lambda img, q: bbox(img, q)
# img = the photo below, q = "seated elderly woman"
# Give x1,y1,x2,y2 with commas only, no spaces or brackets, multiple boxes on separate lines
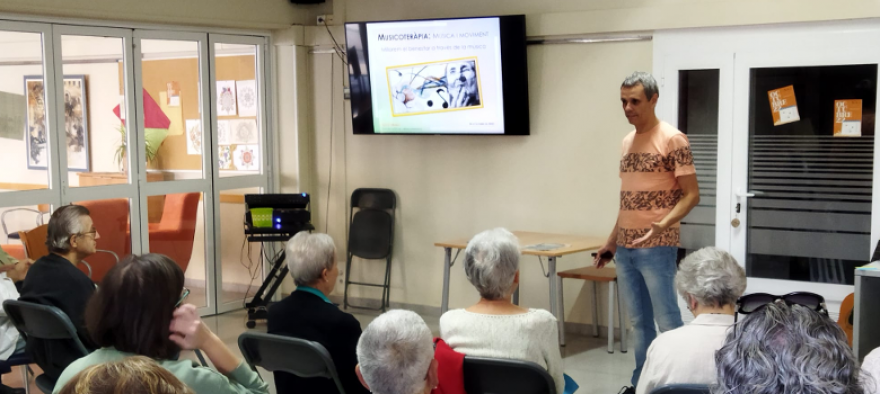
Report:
356,310,437,394
714,301,864,394
267,232,368,394
635,247,746,394
58,356,194,394
439,228,564,394
864,347,880,394
53,254,268,394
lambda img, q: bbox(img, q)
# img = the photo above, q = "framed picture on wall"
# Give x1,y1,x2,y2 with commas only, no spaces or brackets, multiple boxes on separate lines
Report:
24,75,90,172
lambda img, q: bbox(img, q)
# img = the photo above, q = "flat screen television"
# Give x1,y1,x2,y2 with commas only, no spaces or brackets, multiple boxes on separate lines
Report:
345,15,529,135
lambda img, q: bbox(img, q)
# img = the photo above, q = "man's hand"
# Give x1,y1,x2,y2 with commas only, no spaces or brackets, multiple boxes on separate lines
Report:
632,222,668,246
6,259,33,282
593,243,617,269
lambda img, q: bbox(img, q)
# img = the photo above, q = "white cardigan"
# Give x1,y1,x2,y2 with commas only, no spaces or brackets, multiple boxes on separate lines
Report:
636,313,735,394
439,308,565,394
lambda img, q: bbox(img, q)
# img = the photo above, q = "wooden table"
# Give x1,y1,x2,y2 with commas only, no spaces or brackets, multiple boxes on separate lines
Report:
435,231,606,342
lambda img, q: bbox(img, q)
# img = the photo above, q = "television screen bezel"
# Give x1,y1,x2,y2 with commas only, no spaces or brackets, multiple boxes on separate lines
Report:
345,14,529,136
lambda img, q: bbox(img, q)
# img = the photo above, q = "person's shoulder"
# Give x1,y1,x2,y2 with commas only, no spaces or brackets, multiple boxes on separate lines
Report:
658,122,688,140
54,350,123,393
160,358,233,389
527,308,558,323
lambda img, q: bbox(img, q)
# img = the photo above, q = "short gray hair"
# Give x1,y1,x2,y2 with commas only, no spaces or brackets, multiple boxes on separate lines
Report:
675,247,746,308
463,228,520,300
357,310,433,394
621,71,659,100
285,232,336,287
714,302,864,394
46,205,89,253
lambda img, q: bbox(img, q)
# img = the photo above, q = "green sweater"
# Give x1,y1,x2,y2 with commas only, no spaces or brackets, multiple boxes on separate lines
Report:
52,348,269,394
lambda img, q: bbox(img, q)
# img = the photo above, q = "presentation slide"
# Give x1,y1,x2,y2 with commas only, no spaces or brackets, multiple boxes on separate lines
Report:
366,18,506,134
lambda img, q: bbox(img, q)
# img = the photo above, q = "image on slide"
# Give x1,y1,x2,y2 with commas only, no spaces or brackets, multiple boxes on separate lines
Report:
386,57,483,116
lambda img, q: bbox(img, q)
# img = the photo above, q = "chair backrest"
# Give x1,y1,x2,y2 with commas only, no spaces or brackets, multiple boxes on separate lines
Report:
350,188,396,210
462,356,556,394
2,300,89,356
19,224,49,261
76,198,131,282
649,384,712,394
148,192,200,274
348,189,395,260
238,332,346,394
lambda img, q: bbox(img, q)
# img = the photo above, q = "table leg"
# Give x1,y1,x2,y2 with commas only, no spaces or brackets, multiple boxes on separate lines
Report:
441,247,452,315
618,280,628,353
591,281,599,337
548,256,559,344
558,277,565,347
608,280,615,353
513,286,520,305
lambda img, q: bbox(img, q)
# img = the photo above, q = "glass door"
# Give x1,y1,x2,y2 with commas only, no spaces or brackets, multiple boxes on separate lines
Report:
731,51,880,306
53,25,143,275
132,30,215,315
208,34,273,314
658,54,734,322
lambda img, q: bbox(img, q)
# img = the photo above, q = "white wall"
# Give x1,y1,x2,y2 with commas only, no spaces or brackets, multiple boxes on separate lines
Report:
296,40,651,327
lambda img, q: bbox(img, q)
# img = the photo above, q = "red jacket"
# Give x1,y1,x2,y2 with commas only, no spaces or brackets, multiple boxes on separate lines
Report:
432,338,467,394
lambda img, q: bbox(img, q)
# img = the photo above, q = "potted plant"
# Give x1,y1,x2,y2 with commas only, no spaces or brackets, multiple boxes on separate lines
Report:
115,125,168,172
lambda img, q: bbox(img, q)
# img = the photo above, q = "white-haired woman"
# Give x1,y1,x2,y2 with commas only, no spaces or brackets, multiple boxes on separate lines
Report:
439,228,564,394
635,247,746,394
267,232,369,394
356,310,438,394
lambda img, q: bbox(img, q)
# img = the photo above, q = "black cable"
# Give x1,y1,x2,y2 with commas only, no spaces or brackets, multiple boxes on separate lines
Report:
323,19,348,65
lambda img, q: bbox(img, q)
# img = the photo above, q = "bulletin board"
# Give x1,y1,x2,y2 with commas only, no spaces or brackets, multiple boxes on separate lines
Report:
118,55,257,172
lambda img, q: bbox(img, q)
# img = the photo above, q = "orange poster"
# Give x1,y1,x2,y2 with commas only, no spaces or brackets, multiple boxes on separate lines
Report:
834,99,862,137
768,85,800,126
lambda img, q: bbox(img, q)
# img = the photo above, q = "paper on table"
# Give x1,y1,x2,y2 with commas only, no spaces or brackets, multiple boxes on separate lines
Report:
0,91,25,140
523,243,569,251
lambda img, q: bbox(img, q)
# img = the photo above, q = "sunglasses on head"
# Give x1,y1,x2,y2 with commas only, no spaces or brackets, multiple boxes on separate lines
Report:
734,291,827,322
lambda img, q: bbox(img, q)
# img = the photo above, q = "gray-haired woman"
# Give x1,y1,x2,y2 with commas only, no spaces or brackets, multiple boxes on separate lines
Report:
439,228,564,394
267,232,369,394
635,247,746,394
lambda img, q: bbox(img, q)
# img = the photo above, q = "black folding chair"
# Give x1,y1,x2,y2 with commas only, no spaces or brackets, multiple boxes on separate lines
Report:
343,188,396,311
650,384,712,394
462,356,556,394
238,332,346,394
3,300,90,394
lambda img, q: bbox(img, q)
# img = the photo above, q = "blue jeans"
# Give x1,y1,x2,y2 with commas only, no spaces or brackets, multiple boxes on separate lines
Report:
615,246,683,387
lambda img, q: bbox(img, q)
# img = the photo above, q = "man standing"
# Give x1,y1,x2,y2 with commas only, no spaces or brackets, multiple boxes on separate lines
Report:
19,205,99,380
594,72,700,394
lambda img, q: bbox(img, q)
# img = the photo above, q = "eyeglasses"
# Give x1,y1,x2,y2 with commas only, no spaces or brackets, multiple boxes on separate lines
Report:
734,292,828,322
73,230,97,238
176,287,190,308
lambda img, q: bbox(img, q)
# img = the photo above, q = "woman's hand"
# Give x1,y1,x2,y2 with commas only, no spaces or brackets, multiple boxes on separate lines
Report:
169,304,215,350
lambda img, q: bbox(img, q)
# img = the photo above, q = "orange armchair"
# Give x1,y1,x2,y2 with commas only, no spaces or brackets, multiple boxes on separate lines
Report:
76,198,132,282
148,193,200,274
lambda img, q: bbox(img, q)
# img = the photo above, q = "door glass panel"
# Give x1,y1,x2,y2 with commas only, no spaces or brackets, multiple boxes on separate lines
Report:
72,198,132,282
219,187,263,304
147,192,207,308
678,69,720,257
60,35,128,187
746,64,876,285
139,39,203,182
214,43,261,177
0,30,50,192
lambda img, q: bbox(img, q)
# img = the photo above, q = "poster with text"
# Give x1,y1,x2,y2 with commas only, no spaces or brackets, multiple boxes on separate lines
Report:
768,85,800,126
833,99,862,137
366,18,505,134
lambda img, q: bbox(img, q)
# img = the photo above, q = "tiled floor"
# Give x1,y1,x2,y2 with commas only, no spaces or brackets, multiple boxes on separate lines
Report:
2,308,635,394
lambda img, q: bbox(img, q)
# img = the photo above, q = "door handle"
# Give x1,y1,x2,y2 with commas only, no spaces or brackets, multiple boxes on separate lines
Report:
736,189,764,198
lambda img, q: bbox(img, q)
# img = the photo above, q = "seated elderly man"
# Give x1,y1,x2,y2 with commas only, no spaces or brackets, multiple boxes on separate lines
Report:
439,228,564,394
356,310,438,394
635,247,746,394
267,232,368,394
714,301,864,394
19,205,99,381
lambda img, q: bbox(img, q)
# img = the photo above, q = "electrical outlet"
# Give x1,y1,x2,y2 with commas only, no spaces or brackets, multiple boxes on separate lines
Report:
317,15,333,25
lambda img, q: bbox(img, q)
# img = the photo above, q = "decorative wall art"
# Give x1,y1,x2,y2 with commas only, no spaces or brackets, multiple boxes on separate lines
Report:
233,144,258,170
185,119,202,155
229,119,258,145
236,80,257,117
25,75,90,171
217,120,230,145
217,80,237,116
